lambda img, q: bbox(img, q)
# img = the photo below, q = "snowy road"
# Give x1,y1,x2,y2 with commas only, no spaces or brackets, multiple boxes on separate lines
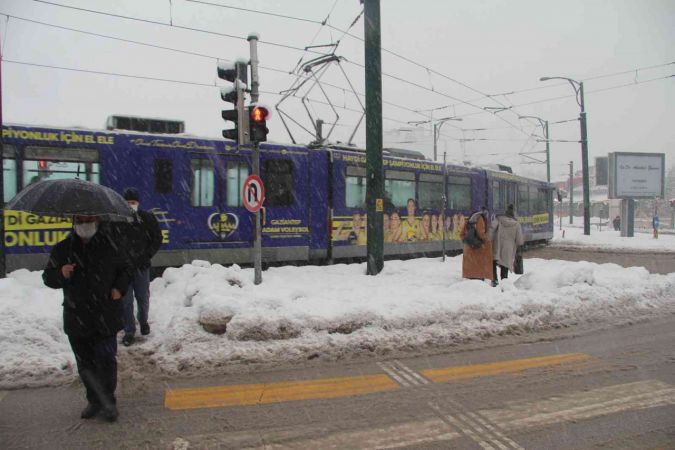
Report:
1,314,674,449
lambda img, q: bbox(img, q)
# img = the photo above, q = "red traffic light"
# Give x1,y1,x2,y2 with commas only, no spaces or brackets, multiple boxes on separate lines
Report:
250,106,269,123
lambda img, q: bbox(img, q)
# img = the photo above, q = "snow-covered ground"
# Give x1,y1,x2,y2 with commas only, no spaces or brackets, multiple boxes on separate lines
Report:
552,224,675,251
2,234,675,389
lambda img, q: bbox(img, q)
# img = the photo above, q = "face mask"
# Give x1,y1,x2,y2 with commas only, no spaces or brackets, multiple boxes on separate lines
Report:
129,204,139,212
74,222,98,239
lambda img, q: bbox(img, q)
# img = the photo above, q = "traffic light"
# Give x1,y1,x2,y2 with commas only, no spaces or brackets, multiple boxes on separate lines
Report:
217,61,249,145
249,105,269,143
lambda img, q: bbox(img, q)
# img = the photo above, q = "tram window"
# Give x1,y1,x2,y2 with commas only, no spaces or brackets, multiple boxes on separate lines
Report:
154,159,173,194
23,160,100,187
226,162,249,207
385,170,415,207
492,180,504,211
345,166,366,208
447,175,471,210
190,159,214,207
541,189,550,212
506,183,515,206
518,184,530,214
265,159,294,207
3,145,17,204
535,188,548,212
23,146,100,187
418,173,444,210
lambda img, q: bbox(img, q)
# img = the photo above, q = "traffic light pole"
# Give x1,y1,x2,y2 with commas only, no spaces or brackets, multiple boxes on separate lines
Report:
364,0,384,275
252,142,262,285
249,34,262,285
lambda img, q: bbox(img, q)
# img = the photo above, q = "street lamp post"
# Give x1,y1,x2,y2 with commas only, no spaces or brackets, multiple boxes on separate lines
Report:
540,76,590,235
518,115,550,183
432,117,462,161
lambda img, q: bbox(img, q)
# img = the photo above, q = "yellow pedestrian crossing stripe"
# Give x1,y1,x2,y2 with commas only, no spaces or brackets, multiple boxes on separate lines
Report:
165,374,398,410
422,352,591,383
164,352,591,411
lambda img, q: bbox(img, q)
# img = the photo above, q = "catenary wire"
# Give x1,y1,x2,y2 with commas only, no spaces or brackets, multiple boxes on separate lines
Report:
0,13,430,121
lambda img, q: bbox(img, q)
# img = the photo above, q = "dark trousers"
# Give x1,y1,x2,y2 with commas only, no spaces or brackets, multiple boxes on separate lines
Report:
493,260,509,281
68,334,118,407
123,267,150,334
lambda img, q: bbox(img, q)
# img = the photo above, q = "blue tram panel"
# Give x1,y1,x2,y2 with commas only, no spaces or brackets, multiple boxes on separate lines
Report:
2,124,553,272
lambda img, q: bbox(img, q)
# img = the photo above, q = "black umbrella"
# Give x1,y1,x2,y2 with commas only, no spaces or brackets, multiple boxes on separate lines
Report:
5,178,134,222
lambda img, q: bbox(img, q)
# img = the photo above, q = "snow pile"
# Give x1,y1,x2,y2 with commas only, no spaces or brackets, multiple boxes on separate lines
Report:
1,255,674,389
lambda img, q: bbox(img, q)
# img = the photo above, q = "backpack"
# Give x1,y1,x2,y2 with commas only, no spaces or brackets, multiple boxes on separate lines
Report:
462,216,484,249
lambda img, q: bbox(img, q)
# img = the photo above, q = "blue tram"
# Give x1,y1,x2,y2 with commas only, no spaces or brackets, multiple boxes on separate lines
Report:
2,124,554,272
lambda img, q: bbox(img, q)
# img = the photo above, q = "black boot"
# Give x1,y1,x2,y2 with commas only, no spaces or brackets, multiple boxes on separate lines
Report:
122,333,134,346
80,403,101,419
101,404,119,422
140,322,150,336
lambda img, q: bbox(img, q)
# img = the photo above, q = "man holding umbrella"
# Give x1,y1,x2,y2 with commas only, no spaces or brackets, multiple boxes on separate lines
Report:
43,214,132,422
7,178,136,422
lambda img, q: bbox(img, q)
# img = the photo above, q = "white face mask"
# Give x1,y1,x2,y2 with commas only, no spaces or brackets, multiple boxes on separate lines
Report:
74,222,98,239
129,204,139,212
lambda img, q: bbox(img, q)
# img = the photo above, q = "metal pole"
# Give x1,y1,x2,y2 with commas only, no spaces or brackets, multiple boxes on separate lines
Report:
364,0,384,275
433,123,438,162
442,152,447,262
247,34,259,104
0,31,5,278
249,34,262,284
253,143,262,285
579,82,591,235
544,120,550,183
569,161,573,225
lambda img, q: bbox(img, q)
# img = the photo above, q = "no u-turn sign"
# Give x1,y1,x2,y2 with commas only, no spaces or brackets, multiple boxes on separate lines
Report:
242,175,265,213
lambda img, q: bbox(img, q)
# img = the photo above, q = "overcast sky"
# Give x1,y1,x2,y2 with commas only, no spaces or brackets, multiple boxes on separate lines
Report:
1,0,673,182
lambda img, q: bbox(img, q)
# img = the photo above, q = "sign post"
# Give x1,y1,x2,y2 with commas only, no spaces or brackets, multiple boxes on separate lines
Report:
242,174,265,284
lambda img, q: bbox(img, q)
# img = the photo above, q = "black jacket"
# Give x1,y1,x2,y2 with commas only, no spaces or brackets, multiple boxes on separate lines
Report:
43,231,132,338
105,209,162,270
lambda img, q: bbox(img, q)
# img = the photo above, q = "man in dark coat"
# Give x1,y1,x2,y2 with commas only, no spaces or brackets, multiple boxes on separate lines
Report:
43,215,132,422
116,187,162,346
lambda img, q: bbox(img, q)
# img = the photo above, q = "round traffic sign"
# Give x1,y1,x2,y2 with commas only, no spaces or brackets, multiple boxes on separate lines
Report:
242,175,265,213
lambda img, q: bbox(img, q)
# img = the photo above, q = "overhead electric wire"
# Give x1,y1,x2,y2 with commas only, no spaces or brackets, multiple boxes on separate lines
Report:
185,0,322,25
25,0,531,139
3,58,413,129
0,12,430,122
30,0,324,54
16,1,675,146
3,59,217,87
418,61,675,114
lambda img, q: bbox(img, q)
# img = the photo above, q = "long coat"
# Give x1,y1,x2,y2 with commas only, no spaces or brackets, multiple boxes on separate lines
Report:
490,215,524,273
460,213,493,280
104,209,162,270
43,231,132,338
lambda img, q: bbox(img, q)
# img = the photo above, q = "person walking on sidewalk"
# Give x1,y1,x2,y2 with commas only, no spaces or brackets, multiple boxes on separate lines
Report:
490,204,524,286
43,215,132,422
113,187,162,346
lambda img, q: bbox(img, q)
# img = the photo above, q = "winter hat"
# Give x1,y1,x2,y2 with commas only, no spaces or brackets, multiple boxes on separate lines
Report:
506,204,515,217
123,187,140,202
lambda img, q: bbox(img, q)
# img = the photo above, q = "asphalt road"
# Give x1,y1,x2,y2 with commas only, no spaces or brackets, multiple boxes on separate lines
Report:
1,248,674,449
2,314,674,449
